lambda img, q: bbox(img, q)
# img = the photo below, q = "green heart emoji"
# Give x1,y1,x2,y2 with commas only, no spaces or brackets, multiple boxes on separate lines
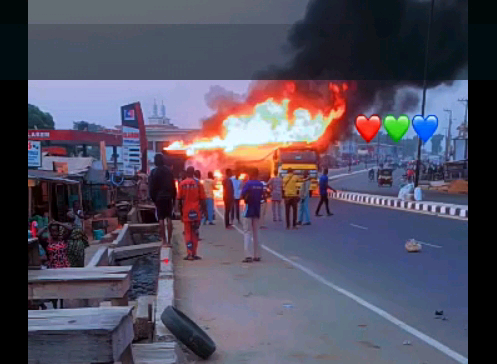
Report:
384,115,410,142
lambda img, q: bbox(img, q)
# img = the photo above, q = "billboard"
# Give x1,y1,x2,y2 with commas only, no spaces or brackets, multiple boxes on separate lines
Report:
453,139,468,161
28,141,42,168
121,103,148,176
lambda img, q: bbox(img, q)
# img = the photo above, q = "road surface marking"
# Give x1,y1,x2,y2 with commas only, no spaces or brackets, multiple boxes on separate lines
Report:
333,198,468,221
215,207,468,364
415,240,443,249
350,224,369,230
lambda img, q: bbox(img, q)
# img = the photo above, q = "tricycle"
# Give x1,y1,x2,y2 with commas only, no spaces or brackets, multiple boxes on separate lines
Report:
378,168,394,187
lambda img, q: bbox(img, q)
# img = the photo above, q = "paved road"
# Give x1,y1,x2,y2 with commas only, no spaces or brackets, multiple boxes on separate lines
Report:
328,167,468,206
174,199,468,363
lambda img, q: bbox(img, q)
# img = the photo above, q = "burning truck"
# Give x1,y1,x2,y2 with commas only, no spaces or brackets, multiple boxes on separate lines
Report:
164,143,321,196
164,81,348,195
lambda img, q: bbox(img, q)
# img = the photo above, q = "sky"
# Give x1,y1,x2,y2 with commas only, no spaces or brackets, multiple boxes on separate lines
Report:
28,0,468,141
28,80,468,139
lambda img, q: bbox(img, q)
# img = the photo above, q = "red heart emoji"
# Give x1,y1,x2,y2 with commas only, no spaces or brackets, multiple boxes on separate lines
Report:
356,115,382,143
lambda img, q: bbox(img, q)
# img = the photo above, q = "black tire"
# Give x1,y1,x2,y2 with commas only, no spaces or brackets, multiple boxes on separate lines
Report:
161,306,216,360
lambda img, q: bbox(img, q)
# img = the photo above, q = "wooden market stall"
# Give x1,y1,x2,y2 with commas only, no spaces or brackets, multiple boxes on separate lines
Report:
28,170,82,222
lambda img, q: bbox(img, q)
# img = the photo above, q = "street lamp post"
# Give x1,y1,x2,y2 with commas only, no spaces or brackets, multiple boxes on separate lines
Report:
415,0,436,188
443,109,453,162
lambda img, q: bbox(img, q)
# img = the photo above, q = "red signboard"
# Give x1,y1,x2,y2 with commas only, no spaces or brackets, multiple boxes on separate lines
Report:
27,130,123,146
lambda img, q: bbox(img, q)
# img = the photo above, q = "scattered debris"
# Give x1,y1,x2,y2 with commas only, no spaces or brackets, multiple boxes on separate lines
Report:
406,239,422,253
358,341,381,350
448,179,468,194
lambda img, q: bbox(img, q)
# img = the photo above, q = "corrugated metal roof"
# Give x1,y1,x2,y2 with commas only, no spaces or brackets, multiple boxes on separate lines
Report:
40,157,94,176
28,170,80,185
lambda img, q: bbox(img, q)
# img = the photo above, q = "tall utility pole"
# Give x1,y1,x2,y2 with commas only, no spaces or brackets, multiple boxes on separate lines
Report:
415,0,436,188
458,98,469,138
443,109,453,162
377,133,381,166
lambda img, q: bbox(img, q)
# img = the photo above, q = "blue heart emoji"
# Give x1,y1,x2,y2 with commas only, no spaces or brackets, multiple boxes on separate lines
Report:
412,115,439,143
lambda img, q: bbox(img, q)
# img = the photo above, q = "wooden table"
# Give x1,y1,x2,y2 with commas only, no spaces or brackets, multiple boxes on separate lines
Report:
28,266,132,306
28,307,135,364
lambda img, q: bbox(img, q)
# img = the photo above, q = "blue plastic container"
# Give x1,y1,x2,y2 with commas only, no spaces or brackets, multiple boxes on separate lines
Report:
93,229,105,241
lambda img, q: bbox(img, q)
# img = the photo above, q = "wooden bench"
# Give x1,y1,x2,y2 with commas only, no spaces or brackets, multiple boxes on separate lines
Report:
28,266,132,306
28,307,135,364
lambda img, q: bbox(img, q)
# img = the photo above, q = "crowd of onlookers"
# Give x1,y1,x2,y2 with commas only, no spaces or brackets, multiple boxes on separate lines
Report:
148,154,338,264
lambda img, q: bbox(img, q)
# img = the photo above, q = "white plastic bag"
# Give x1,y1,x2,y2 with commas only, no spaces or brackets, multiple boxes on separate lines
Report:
398,183,414,200
406,239,422,253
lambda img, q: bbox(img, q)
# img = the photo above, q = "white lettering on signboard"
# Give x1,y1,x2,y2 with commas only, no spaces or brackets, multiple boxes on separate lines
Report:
122,126,141,176
28,132,50,139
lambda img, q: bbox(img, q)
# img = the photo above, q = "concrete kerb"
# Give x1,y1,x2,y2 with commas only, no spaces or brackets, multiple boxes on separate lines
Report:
329,190,468,220
154,222,181,343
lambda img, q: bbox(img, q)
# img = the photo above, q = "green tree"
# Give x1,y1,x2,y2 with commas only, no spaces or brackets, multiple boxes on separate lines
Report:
431,134,445,155
73,121,106,132
28,104,55,130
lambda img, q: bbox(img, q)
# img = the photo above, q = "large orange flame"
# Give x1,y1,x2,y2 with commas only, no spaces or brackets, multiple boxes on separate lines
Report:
167,82,347,156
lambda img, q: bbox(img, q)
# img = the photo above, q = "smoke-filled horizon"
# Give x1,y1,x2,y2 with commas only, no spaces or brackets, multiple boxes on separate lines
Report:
200,0,468,146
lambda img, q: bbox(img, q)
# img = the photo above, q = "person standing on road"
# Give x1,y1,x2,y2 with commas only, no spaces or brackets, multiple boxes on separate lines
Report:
268,172,283,222
178,167,207,261
260,178,269,229
202,172,216,226
231,173,243,225
316,168,337,217
223,169,235,229
298,171,312,226
149,154,177,246
241,168,264,263
283,168,300,230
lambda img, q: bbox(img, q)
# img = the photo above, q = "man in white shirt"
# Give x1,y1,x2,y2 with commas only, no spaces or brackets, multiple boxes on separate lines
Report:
231,173,243,225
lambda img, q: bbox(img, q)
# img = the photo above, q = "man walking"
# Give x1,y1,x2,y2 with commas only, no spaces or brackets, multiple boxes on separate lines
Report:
283,168,300,230
298,171,312,226
231,173,243,225
268,172,283,222
223,169,235,229
149,154,177,246
316,168,337,217
241,168,264,263
178,167,207,261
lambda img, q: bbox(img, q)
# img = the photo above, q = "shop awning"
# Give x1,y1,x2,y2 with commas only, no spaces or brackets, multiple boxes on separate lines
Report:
28,170,80,185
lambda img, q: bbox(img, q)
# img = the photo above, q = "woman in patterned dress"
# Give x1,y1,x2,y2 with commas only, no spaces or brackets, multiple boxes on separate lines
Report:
38,222,72,309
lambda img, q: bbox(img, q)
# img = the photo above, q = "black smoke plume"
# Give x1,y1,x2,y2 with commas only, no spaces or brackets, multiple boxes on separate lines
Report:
204,0,468,147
